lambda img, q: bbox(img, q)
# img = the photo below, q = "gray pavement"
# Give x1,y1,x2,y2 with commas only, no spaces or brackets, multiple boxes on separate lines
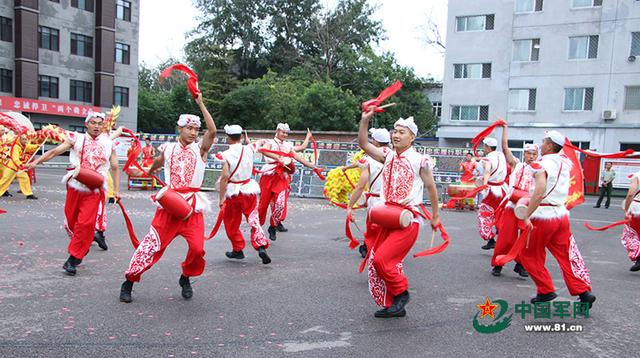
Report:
0,167,637,357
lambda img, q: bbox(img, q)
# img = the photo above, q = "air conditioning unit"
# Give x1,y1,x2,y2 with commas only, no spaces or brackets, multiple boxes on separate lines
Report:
602,109,616,121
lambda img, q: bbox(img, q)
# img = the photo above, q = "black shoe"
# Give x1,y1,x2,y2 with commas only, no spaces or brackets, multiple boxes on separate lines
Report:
62,256,81,276
578,291,596,309
481,238,496,250
179,275,193,299
276,223,288,232
604,206,609,209
358,244,367,259
258,247,271,264
268,226,277,241
514,263,529,277
630,258,640,272
120,281,133,303
374,307,407,318
491,266,502,277
93,231,108,250
530,292,558,304
385,290,410,316
2,192,12,197
593,205,600,208
225,250,245,260
25,195,38,200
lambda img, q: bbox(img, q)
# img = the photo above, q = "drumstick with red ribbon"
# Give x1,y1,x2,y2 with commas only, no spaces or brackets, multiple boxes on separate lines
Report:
160,64,201,99
361,81,403,113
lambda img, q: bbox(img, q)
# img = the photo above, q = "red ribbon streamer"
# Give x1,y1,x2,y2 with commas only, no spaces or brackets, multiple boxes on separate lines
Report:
0,208,6,215
449,184,488,201
361,81,403,113
470,119,506,157
412,205,450,257
160,64,201,99
584,219,631,231
345,213,361,250
116,198,140,248
564,139,634,159
495,221,532,266
206,203,227,240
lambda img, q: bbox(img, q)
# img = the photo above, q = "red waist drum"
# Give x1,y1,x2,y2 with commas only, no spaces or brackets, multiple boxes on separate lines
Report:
156,187,194,220
72,167,104,190
369,203,413,229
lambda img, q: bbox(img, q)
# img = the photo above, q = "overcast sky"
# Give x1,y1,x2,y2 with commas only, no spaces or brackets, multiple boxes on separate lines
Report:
139,0,448,80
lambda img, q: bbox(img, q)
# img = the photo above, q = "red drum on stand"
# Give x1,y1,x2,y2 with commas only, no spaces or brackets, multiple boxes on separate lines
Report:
369,203,413,229
156,187,193,220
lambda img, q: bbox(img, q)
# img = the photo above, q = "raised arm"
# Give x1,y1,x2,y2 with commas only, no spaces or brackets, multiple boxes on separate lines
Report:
195,93,217,155
420,165,441,229
501,124,517,169
293,129,312,152
358,109,386,163
110,126,125,140
292,151,317,169
25,140,73,169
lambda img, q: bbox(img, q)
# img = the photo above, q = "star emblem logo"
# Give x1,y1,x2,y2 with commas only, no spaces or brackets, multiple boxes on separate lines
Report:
476,297,499,319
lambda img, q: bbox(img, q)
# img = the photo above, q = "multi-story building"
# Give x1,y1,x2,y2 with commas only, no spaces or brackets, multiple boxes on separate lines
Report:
439,0,640,154
0,0,139,131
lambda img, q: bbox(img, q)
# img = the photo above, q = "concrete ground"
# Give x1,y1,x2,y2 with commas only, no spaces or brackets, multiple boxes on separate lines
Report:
0,167,637,357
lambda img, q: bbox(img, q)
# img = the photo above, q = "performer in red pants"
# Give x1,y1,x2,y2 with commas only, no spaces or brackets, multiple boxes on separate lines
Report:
346,128,391,258
519,130,596,307
26,112,120,276
477,137,507,250
217,124,271,264
119,93,217,303
357,109,441,318
490,124,535,277
257,123,317,241
622,170,640,272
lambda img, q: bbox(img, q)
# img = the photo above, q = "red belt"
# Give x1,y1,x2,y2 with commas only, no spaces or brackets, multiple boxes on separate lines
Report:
173,187,200,193
229,178,251,185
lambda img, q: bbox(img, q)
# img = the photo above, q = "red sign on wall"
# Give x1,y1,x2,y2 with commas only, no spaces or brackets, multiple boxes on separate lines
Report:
0,96,102,118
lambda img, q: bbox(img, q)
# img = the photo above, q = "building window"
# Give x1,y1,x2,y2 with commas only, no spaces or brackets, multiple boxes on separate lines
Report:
70,80,92,102
451,105,489,121
620,143,640,152
572,0,603,8
0,69,12,93
115,43,130,64
624,86,640,110
513,39,540,61
69,125,86,133
38,26,60,51
33,122,47,130
631,32,640,56
564,88,594,111
454,63,491,79
0,17,11,43
71,0,94,12
432,101,442,119
569,35,598,59
71,33,93,58
455,15,494,32
114,86,129,107
509,89,537,111
39,75,59,99
117,0,132,21
515,0,543,13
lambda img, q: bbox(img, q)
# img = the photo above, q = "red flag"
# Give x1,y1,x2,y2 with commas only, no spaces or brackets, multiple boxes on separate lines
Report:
361,81,402,113
563,146,585,210
160,64,201,99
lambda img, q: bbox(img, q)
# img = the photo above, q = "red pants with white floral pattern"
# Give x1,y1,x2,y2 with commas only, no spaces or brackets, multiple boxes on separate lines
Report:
124,209,205,282
224,193,269,251
519,215,592,296
367,223,420,308
258,173,290,227
621,214,640,261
